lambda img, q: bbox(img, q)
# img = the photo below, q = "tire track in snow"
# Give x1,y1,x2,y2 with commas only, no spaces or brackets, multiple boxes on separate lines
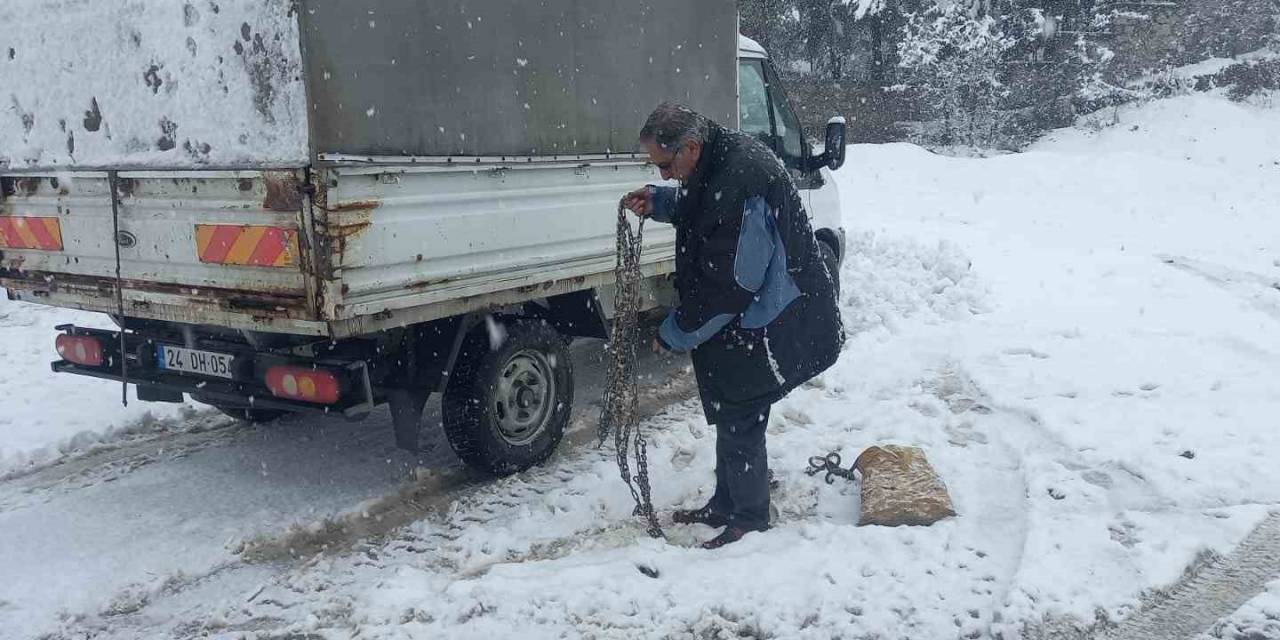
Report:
33,362,698,640
931,365,1214,639
1160,255,1280,323
925,366,1037,639
237,366,698,564
0,412,240,511
1097,511,1280,640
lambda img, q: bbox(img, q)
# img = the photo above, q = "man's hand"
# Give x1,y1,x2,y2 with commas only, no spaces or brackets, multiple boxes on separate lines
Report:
622,186,654,218
652,337,669,355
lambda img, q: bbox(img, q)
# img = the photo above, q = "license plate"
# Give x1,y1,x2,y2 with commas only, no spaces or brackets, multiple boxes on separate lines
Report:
157,345,235,379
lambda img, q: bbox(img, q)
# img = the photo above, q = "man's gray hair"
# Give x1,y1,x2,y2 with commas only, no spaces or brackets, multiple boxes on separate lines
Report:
639,102,712,151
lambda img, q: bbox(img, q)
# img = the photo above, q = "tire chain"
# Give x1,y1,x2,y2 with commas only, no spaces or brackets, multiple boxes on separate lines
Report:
598,200,664,539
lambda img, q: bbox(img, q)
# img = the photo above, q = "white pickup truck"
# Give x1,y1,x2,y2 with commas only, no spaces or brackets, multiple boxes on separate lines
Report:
0,0,847,474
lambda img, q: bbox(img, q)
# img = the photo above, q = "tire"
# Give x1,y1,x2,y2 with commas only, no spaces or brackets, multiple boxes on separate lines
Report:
442,319,574,476
819,239,841,298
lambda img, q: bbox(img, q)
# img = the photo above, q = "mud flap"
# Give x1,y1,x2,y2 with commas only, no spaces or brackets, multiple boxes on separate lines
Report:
384,313,483,453
388,388,430,451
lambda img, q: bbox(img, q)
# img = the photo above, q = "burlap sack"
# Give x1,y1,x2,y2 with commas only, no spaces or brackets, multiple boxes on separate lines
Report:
854,445,956,527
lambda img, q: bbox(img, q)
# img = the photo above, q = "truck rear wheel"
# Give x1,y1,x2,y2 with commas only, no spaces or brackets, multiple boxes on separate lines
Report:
442,320,574,476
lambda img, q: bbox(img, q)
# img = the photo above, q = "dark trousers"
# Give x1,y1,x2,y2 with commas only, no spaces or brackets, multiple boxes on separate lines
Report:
707,402,772,531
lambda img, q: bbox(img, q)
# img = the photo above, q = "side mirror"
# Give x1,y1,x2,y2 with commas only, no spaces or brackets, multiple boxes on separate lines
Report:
822,117,847,171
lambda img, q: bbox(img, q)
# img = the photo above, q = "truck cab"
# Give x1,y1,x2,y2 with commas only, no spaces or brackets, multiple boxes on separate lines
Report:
737,36,847,271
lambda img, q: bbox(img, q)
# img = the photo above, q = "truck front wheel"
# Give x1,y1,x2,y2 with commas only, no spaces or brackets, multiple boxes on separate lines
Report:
442,319,574,475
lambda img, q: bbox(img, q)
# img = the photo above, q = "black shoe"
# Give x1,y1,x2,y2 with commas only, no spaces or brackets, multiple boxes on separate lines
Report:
701,526,766,550
672,504,729,528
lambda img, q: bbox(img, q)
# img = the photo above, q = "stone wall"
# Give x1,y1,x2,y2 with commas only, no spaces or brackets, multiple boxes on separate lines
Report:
781,76,923,144
1107,0,1279,79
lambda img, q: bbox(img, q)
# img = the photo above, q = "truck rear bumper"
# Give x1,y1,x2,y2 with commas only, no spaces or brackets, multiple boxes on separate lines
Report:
51,326,376,418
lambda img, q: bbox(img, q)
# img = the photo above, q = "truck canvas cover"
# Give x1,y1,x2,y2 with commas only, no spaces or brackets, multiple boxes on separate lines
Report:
0,0,738,169
0,0,310,170
299,0,738,158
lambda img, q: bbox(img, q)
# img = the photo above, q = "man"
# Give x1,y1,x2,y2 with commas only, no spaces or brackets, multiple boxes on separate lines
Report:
622,103,844,549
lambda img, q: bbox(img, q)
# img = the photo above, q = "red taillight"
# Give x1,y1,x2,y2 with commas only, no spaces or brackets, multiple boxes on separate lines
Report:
56,334,104,367
265,365,341,404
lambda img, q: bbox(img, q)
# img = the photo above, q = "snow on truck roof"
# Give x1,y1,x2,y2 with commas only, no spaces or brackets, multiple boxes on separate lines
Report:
0,0,309,171
738,35,768,58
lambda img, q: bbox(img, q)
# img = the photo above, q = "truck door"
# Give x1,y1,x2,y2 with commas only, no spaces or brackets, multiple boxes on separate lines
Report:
737,60,814,181
737,57,845,261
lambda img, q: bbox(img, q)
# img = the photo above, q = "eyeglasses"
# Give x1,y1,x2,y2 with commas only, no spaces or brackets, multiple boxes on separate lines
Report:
655,146,683,172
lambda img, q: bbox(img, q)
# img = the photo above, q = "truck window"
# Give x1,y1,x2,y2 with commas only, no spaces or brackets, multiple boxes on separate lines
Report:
738,60,773,148
764,64,805,170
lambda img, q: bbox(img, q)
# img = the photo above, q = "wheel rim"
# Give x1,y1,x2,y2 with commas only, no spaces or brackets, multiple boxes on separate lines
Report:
493,348,556,446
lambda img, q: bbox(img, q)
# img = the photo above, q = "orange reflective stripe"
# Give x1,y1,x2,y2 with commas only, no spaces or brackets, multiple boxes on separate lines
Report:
276,241,296,266
247,226,285,266
223,225,266,265
0,216,63,251
42,218,63,248
203,225,244,263
194,225,218,260
13,218,40,248
0,217,15,247
271,230,299,267
194,224,297,267
24,216,57,249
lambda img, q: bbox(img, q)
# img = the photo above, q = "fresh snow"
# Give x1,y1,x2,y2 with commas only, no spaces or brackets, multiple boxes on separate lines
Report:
0,0,308,170
0,301,194,474
1201,579,1280,639
0,91,1277,638
1134,47,1280,83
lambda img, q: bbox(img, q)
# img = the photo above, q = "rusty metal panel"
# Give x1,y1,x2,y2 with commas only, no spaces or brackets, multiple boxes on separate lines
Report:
316,161,677,327
0,169,318,330
298,0,739,158
0,282,329,335
0,0,309,171
326,258,677,339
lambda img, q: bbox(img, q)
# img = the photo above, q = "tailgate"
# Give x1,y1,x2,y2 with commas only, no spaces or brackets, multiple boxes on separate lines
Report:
0,171,324,334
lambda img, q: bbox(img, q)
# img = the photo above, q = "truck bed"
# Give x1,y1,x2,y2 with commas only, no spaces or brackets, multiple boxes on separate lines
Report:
1,161,676,338
1,0,727,337
314,161,676,335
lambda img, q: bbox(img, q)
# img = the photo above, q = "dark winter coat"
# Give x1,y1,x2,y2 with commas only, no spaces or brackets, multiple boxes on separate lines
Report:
651,123,845,424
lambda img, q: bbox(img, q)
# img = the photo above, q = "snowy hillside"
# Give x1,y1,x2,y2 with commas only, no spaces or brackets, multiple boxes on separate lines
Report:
1,91,1278,638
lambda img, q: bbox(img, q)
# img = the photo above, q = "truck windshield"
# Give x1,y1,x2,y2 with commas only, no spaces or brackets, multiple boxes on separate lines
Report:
764,64,805,169
738,58,806,171
739,60,773,147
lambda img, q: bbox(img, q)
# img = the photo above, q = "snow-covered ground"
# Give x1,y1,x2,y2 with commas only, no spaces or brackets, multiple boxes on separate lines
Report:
2,91,1278,639
1133,47,1280,83
0,303,195,475
1203,578,1280,639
